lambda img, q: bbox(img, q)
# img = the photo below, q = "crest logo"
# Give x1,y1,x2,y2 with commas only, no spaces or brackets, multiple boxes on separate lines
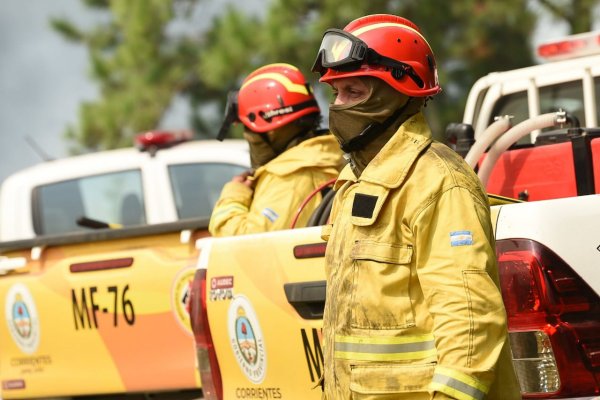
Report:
227,295,266,383
5,284,40,354
172,267,195,334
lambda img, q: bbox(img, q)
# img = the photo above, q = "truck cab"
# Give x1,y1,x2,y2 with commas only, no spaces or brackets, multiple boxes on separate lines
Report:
0,133,250,399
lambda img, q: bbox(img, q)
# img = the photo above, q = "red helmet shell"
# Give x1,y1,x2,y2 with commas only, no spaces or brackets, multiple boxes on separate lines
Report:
320,14,441,97
238,63,320,133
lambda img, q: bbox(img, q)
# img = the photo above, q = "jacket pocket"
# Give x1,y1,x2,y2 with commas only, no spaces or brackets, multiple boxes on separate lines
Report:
350,240,414,329
350,362,434,398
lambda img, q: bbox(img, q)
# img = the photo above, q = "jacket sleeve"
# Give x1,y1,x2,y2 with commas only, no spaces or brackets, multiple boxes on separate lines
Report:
208,171,317,236
413,186,507,400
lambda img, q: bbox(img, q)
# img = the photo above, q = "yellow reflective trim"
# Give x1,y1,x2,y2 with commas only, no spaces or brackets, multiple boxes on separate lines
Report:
435,366,489,393
350,22,433,51
211,203,248,220
335,347,436,361
429,382,481,400
431,366,489,400
240,73,308,95
335,333,434,345
259,63,299,71
334,333,436,361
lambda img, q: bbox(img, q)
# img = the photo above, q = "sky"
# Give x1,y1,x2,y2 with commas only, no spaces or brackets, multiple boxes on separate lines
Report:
0,1,575,185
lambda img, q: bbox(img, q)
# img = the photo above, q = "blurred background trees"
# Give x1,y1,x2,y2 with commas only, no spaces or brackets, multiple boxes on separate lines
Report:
52,0,600,152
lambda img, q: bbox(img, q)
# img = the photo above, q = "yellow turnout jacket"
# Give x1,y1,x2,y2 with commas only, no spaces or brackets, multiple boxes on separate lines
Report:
209,134,344,236
322,113,521,400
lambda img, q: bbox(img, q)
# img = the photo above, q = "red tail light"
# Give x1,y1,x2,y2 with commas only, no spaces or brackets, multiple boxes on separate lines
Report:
189,268,223,400
497,239,600,397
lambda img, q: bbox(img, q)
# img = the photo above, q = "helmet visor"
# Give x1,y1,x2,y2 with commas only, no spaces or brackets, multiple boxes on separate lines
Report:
312,29,367,74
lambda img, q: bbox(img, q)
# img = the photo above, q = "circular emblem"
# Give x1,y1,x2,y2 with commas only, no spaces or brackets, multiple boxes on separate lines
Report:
5,283,40,354
227,295,266,383
172,266,195,335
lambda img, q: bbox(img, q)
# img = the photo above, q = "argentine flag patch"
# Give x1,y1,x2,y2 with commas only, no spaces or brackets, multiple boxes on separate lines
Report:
450,230,473,246
261,207,279,223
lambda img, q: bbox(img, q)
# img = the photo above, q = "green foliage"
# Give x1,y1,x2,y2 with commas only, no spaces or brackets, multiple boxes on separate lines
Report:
54,0,203,152
55,0,599,152
537,0,599,33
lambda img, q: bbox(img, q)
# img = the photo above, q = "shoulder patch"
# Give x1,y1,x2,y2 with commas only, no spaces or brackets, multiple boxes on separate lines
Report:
352,193,378,219
261,207,279,223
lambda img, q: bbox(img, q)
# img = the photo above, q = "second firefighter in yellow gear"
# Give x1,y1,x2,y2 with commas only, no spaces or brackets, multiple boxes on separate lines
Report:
209,63,344,236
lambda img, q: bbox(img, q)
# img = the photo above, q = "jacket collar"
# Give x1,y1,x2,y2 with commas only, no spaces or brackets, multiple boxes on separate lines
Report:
334,112,432,190
254,134,342,178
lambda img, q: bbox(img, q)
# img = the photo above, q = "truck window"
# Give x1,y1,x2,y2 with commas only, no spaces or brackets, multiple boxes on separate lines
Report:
169,163,247,219
539,80,585,127
490,79,588,145
33,170,145,235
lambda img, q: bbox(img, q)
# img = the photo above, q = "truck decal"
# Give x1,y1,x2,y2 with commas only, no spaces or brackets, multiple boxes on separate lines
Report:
71,284,136,330
228,295,267,384
10,354,52,374
5,283,40,354
2,379,26,390
235,387,282,399
172,266,195,333
210,274,235,301
301,328,324,384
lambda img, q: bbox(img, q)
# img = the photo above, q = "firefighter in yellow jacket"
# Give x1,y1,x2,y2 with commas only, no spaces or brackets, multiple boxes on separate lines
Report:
209,63,344,236
311,15,521,399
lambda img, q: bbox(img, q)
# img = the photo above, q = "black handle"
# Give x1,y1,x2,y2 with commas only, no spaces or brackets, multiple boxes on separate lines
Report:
284,280,326,320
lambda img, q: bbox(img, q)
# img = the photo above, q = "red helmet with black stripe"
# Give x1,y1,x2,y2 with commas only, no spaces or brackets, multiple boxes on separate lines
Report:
313,14,441,97
238,63,320,133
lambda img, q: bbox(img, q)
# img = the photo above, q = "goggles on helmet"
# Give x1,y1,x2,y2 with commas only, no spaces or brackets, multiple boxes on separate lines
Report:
311,28,424,89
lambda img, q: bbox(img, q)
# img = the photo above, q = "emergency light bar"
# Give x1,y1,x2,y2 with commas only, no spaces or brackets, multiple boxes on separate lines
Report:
537,30,600,61
134,130,193,154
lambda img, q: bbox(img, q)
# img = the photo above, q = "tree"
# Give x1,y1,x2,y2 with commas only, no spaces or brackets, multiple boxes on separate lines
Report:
52,0,203,152
536,0,600,33
55,0,598,151
201,0,537,140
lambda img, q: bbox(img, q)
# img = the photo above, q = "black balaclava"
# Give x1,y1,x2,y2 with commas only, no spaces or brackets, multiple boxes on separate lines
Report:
329,77,424,177
243,114,320,169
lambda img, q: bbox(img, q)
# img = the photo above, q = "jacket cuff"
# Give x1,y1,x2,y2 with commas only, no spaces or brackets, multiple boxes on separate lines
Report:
429,366,489,400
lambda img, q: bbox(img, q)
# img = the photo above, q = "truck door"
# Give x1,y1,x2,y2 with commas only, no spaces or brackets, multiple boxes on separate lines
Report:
200,226,327,399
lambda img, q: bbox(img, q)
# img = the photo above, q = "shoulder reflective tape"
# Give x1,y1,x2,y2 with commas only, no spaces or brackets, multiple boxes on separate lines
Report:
430,366,489,400
334,334,436,361
211,203,249,220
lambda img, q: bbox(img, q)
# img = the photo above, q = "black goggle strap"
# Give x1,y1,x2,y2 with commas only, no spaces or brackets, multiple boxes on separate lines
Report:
217,90,240,141
258,99,319,122
339,99,411,153
365,49,425,88
312,30,425,89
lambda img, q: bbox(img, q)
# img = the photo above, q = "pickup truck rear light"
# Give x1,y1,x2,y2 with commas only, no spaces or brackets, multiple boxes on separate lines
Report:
496,239,600,397
189,268,223,400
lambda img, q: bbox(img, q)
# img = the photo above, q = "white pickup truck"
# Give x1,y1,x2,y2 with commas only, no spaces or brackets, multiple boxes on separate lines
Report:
189,31,600,400
0,132,249,399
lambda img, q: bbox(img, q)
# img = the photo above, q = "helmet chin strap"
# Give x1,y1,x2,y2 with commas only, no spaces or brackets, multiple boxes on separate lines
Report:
338,99,411,153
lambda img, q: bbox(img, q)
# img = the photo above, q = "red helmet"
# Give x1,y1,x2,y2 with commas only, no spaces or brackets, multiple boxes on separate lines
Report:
237,63,320,133
312,14,441,97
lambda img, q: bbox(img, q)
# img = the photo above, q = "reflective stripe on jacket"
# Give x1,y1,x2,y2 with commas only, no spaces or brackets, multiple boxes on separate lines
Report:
209,134,343,236
321,112,521,400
